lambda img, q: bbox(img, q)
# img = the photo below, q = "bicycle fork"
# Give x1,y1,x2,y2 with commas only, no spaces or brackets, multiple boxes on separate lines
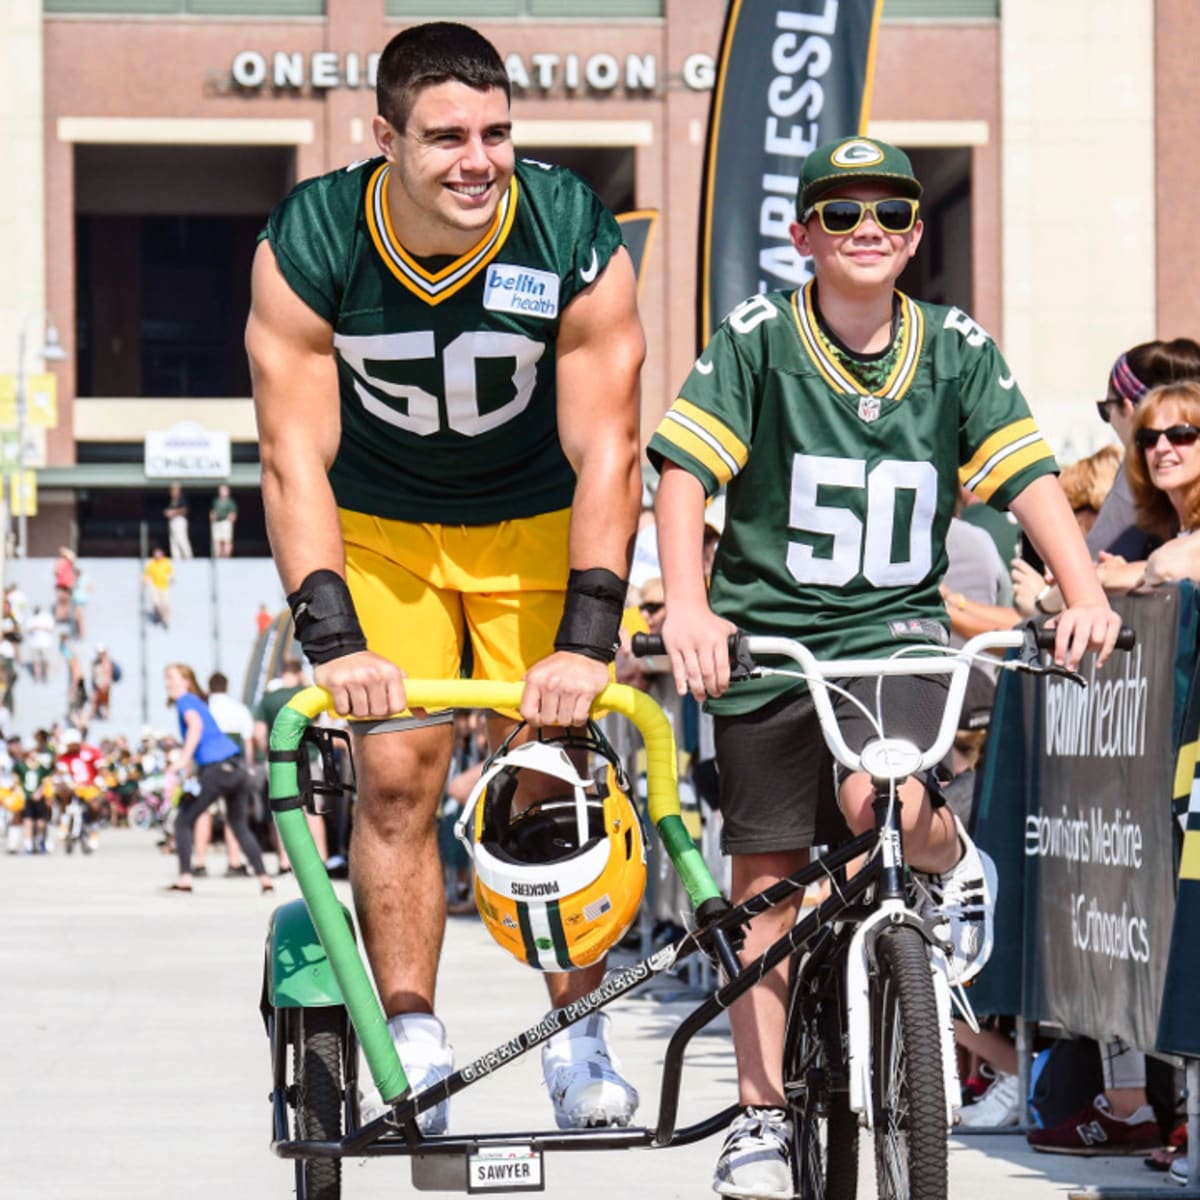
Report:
843,782,961,1131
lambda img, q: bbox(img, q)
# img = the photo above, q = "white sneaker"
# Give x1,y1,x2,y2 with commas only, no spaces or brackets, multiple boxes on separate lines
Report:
357,1013,453,1134
957,1071,1021,1128
913,817,997,986
712,1106,793,1199
542,1012,638,1130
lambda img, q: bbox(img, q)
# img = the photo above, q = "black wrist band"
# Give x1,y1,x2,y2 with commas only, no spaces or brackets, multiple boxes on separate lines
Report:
554,567,627,664
287,569,368,665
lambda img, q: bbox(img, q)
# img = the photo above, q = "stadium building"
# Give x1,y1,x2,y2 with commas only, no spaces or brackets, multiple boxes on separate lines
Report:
1,0,1194,555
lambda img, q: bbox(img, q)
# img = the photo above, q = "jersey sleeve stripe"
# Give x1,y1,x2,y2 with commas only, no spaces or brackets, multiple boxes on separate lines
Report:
962,430,1056,500
670,399,749,468
959,417,1040,482
656,415,740,486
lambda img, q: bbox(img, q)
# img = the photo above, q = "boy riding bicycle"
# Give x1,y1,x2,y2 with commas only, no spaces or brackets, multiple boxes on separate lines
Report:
649,137,1121,1199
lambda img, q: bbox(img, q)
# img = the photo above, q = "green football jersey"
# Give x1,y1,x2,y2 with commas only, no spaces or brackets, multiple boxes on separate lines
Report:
263,157,623,523
648,282,1057,714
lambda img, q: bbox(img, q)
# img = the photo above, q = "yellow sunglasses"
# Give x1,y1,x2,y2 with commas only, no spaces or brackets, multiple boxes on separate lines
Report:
801,196,919,236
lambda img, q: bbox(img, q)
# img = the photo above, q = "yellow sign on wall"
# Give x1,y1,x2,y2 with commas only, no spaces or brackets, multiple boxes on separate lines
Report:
25,374,58,427
10,470,37,517
0,373,59,428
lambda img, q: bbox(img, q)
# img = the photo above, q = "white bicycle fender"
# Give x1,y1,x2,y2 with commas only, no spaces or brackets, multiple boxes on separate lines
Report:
845,903,958,1131
931,951,961,1130
845,902,910,1128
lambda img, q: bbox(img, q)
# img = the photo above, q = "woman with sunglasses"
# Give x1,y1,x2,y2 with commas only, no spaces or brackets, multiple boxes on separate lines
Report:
1014,339,1200,615
1087,338,1200,560
1125,382,1200,587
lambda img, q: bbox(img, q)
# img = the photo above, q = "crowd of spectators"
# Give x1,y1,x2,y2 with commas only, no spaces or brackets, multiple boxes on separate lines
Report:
0,570,123,736
0,722,173,855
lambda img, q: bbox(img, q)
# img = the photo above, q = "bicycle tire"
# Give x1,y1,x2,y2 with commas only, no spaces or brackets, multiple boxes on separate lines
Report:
292,1006,345,1200
784,956,858,1200
870,926,947,1200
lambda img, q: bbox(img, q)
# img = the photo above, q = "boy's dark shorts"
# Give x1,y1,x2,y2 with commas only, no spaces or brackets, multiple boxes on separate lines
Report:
24,798,50,823
714,673,950,855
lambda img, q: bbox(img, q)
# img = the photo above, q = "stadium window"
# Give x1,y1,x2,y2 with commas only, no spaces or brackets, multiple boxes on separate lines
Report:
44,0,325,14
882,0,999,18
385,1,664,17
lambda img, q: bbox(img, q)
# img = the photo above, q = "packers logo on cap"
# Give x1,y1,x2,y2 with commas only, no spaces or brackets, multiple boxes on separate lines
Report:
831,139,885,169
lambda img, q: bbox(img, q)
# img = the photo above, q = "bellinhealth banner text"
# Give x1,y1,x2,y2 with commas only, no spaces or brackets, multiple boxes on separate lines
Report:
696,0,884,347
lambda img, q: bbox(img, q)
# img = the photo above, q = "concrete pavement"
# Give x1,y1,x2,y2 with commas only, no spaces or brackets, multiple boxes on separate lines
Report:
0,826,1179,1199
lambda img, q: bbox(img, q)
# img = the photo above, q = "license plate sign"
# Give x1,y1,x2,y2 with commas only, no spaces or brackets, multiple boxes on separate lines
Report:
467,1144,544,1193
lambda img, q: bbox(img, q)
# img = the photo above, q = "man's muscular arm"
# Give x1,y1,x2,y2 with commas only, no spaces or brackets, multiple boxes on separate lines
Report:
247,240,406,718
520,246,645,727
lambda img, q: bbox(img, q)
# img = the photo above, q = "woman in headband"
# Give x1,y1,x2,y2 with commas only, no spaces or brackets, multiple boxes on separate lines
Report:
1014,338,1200,615
1087,338,1200,559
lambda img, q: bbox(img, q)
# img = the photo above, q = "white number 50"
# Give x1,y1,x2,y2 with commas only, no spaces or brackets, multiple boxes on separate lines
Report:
334,329,545,437
787,454,937,587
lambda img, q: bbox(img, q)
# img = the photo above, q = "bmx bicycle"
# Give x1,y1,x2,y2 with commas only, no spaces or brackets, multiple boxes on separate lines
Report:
261,623,1130,1200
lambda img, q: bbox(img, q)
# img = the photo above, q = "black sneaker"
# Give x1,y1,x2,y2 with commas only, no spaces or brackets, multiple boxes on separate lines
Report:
191,865,208,878
224,864,250,877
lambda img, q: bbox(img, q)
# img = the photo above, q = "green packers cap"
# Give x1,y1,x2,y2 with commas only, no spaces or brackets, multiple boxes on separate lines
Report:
797,136,923,215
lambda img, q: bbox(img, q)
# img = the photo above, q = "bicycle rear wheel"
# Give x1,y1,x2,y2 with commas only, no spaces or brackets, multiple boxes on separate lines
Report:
870,926,947,1200
784,955,858,1200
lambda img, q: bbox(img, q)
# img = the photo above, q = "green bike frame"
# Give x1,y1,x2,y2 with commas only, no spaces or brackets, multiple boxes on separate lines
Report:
268,680,722,1108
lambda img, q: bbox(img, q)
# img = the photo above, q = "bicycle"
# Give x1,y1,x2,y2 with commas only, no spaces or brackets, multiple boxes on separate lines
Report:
260,623,1130,1200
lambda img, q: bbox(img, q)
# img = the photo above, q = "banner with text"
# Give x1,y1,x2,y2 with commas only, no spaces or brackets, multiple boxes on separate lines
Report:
1022,590,1184,1050
696,0,883,346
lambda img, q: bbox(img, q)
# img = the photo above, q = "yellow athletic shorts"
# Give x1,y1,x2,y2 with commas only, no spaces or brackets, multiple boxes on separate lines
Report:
340,507,570,687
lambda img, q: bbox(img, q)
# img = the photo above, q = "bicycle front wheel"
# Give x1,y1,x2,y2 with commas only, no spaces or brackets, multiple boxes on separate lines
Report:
870,926,947,1200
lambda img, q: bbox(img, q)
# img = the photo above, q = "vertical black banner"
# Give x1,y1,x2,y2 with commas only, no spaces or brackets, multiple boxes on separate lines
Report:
1158,583,1200,1055
696,0,884,347
962,657,1031,1018
1024,591,1181,1050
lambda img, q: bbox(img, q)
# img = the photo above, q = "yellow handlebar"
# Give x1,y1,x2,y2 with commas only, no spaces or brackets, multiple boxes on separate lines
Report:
279,680,682,825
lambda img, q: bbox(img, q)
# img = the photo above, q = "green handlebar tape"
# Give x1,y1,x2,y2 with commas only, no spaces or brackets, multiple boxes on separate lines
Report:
270,703,409,1102
656,813,721,908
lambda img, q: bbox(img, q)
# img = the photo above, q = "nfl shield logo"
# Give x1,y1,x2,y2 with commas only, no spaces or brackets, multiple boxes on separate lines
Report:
858,395,881,423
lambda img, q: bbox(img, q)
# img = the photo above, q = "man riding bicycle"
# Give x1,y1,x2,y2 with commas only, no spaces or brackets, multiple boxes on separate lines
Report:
246,21,645,1134
649,137,1121,1198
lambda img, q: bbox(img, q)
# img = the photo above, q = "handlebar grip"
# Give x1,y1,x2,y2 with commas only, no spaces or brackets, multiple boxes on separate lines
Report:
631,633,665,657
1034,624,1137,651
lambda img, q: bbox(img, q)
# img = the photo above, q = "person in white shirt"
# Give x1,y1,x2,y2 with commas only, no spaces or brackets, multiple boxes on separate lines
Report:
190,672,256,876
27,607,55,684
